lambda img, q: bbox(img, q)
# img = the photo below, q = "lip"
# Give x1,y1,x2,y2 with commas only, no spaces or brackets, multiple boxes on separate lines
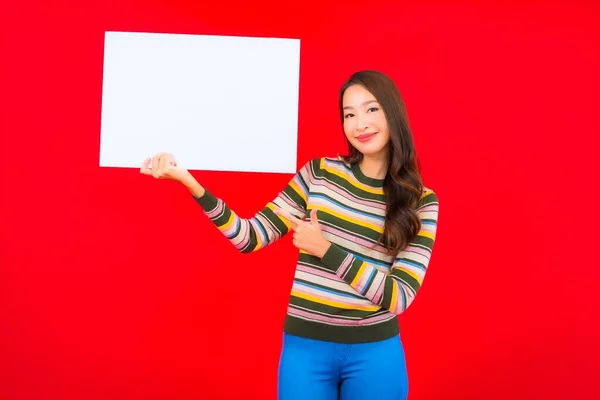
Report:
355,132,377,143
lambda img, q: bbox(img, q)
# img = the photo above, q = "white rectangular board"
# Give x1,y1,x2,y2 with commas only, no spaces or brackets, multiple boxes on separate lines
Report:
99,31,300,174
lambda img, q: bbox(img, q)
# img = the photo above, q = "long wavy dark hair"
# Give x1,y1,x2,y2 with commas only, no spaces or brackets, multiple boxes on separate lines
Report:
339,70,423,255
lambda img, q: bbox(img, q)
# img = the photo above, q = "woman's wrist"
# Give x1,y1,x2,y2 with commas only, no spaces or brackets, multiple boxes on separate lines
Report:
316,239,332,259
182,173,205,198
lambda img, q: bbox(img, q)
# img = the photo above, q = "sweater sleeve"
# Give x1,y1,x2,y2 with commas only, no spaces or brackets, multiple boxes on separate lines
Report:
193,160,313,253
320,190,439,314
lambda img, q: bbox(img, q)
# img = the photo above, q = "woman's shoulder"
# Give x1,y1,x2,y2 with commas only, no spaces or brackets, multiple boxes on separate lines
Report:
300,154,350,171
419,186,439,207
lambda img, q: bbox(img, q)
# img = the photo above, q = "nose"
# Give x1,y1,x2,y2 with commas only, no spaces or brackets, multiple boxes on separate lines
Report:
355,113,369,132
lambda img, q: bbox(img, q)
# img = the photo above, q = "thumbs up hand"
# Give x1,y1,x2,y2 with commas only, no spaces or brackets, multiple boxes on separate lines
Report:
274,208,331,258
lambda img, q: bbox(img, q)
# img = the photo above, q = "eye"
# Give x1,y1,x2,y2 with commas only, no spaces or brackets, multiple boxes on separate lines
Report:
367,107,379,113
344,113,354,119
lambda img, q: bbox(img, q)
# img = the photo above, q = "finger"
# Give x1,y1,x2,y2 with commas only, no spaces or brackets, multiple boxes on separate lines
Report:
310,208,319,226
274,208,299,227
140,157,152,175
164,153,177,167
274,208,301,230
152,154,160,178
159,153,169,174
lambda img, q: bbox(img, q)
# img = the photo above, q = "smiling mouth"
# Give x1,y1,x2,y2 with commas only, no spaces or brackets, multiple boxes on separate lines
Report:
356,132,377,142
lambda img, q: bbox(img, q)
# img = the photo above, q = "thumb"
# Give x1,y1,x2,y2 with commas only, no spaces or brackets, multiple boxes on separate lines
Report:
140,157,152,175
310,208,319,226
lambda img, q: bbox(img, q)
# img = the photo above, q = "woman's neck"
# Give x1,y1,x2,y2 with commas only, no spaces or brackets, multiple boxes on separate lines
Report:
359,153,388,180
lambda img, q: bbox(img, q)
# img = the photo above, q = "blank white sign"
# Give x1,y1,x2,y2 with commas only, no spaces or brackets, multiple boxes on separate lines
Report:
99,31,300,173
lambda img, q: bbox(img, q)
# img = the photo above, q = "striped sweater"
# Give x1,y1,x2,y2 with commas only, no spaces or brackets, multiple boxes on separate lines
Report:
195,156,439,343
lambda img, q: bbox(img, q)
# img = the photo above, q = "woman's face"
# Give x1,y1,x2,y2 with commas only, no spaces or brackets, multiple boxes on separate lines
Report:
342,84,390,158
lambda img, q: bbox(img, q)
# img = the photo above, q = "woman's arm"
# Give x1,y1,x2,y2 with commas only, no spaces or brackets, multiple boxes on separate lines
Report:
187,161,313,253
318,190,439,314
274,189,439,313
141,152,314,253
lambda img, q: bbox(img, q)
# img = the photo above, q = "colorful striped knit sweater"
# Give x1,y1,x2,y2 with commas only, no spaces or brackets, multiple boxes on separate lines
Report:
194,156,439,344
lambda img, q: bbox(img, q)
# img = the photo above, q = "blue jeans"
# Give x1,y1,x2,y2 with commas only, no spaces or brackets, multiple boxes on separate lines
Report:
278,333,409,400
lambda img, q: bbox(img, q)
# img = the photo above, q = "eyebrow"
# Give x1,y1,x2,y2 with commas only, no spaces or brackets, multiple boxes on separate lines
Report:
343,100,379,110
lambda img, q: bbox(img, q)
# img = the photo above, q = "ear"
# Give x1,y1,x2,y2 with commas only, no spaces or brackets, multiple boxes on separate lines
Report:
310,208,319,226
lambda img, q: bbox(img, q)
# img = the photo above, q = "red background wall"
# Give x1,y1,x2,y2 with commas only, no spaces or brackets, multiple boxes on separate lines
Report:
2,1,599,399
